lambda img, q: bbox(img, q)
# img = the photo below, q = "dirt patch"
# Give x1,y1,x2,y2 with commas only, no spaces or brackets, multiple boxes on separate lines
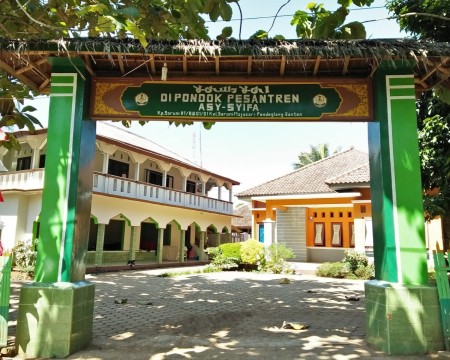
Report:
9,268,33,281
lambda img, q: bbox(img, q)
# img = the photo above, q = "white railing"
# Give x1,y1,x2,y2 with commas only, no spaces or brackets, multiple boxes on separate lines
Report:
0,169,45,190
0,170,233,215
93,173,233,215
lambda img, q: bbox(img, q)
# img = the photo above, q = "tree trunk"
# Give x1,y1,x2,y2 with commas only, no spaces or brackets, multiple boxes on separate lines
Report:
0,99,14,116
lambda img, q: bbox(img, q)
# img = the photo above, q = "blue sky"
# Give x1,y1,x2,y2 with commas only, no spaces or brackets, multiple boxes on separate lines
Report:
27,0,404,200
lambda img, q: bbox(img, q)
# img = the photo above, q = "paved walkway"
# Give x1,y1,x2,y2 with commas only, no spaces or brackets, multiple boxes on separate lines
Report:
5,264,440,359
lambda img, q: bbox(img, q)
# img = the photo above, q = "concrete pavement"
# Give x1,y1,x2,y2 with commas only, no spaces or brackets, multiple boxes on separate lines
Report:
4,264,440,359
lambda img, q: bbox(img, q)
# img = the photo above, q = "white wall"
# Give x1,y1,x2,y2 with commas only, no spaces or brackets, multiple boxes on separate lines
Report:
0,193,43,250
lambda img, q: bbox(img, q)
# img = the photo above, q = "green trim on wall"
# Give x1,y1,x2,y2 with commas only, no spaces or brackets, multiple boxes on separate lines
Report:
90,215,98,225
119,214,131,227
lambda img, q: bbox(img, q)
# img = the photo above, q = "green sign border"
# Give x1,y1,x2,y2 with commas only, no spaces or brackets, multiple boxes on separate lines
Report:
91,79,372,122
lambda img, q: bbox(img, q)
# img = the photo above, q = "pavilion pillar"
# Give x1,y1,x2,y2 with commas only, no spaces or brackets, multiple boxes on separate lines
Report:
199,231,206,261
157,228,164,264
95,223,106,266
129,226,139,262
16,58,96,359
179,230,186,263
365,63,443,354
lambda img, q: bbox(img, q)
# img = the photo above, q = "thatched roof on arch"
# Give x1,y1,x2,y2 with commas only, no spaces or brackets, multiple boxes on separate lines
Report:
0,37,449,94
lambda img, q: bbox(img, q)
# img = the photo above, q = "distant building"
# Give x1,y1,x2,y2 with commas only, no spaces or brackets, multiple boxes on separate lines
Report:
236,148,441,263
231,203,252,242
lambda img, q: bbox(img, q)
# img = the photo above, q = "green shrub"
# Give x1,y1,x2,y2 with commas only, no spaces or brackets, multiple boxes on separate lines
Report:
240,239,264,265
205,246,240,270
354,264,375,280
205,246,221,261
428,270,436,285
316,250,375,280
13,240,37,277
262,243,295,274
316,262,351,278
219,242,242,262
342,250,369,273
210,254,240,270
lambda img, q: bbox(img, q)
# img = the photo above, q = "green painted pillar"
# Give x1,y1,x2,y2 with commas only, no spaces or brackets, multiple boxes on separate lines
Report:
35,58,96,283
17,59,96,359
0,256,11,347
368,63,428,285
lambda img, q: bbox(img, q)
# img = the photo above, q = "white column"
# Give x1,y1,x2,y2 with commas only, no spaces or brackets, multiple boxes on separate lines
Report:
199,231,206,261
159,162,172,187
179,230,186,263
201,181,206,196
131,153,147,182
217,186,222,200
263,219,275,247
162,170,167,187
133,162,140,181
182,176,187,192
198,174,209,196
157,228,164,264
27,136,46,169
102,153,109,174
128,226,138,262
95,223,106,266
215,180,225,200
31,148,40,169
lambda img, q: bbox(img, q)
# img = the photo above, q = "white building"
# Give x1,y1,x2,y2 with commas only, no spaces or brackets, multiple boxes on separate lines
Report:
0,122,239,269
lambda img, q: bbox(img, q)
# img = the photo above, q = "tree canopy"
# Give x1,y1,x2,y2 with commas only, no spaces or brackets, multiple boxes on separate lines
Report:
386,0,448,41
293,143,340,170
0,0,380,148
387,0,450,236
0,0,376,43
0,0,235,44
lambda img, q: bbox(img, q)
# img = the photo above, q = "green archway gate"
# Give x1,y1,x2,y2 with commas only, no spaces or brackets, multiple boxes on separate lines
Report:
1,38,449,357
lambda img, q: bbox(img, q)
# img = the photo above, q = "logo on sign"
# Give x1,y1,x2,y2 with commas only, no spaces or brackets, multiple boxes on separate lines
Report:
313,94,327,108
135,93,149,106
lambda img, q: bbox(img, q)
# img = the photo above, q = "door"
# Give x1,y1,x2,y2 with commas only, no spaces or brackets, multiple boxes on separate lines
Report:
259,224,264,243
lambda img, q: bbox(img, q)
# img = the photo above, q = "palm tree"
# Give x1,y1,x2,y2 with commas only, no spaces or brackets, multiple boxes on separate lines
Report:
293,143,339,169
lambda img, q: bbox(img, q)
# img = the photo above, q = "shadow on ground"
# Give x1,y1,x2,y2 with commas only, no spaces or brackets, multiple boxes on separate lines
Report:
7,271,436,360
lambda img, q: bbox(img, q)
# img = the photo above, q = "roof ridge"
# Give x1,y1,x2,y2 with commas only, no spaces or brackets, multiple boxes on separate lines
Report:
324,162,369,183
237,147,366,196
99,122,200,168
292,146,361,171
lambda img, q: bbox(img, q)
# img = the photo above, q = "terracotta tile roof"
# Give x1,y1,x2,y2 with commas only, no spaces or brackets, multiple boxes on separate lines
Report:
325,163,370,185
232,204,252,227
236,148,368,198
